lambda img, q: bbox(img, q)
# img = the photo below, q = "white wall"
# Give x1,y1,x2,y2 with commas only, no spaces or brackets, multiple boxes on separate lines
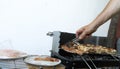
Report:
0,0,110,55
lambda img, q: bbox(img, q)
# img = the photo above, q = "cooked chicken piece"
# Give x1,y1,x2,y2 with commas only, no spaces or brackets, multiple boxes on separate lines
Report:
61,43,117,55
34,57,59,62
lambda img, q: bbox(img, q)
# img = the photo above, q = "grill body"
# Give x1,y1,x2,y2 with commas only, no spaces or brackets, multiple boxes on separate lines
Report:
48,31,120,69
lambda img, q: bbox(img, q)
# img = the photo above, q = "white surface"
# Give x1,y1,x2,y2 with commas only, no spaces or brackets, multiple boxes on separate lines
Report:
24,55,61,66
0,0,110,55
0,53,28,60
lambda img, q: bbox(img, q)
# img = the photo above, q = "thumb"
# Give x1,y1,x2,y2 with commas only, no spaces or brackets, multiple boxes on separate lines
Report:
76,28,84,38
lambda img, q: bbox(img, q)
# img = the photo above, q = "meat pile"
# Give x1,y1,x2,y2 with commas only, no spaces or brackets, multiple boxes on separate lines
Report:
61,43,117,55
34,56,59,62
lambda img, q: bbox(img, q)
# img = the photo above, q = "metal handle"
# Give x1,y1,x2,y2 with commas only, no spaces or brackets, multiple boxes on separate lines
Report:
47,32,54,36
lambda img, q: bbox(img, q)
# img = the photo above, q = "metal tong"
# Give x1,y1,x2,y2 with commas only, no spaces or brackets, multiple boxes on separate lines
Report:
65,38,81,47
72,38,81,45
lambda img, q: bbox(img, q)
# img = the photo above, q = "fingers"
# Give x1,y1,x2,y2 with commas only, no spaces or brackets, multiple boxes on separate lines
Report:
79,32,91,40
76,28,84,38
76,23,97,40
76,28,91,40
78,31,90,39
78,32,86,39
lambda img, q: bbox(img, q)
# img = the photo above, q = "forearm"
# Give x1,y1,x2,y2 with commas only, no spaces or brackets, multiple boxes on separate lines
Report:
90,0,120,28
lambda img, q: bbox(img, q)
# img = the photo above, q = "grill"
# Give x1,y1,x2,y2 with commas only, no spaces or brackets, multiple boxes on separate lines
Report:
47,31,120,69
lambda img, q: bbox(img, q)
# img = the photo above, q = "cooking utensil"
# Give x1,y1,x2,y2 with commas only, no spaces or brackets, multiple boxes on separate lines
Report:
65,38,81,47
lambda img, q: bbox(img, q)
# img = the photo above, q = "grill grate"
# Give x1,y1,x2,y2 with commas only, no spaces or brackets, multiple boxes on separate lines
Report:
48,31,120,69
0,58,27,69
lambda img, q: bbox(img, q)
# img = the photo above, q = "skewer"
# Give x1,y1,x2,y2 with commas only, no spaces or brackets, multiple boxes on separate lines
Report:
80,56,92,69
88,56,97,69
110,54,119,61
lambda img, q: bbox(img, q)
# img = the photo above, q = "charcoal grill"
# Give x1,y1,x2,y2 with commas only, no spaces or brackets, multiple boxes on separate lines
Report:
47,31,120,69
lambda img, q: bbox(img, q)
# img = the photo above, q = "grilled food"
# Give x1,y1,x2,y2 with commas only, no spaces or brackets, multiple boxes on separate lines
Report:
34,57,59,62
61,43,117,55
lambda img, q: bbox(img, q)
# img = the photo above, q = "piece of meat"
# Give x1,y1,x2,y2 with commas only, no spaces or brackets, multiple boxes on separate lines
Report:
61,43,117,55
34,57,59,62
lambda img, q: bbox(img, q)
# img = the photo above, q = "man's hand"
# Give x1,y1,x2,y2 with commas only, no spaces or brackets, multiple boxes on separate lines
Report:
76,23,97,40
76,0,120,40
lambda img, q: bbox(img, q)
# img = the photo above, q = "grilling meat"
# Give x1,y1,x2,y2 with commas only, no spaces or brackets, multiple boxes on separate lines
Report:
61,43,117,55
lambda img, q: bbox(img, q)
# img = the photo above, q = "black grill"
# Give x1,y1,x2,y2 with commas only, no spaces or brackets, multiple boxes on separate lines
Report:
47,31,120,69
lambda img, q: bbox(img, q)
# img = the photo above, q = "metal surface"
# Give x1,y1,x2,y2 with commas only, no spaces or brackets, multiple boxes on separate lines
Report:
0,58,27,69
49,31,120,69
47,31,61,53
69,38,80,45
117,38,120,54
51,48,120,69
80,56,92,69
87,56,97,69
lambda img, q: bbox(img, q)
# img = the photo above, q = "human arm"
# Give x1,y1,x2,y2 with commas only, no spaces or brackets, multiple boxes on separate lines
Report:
76,0,120,39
